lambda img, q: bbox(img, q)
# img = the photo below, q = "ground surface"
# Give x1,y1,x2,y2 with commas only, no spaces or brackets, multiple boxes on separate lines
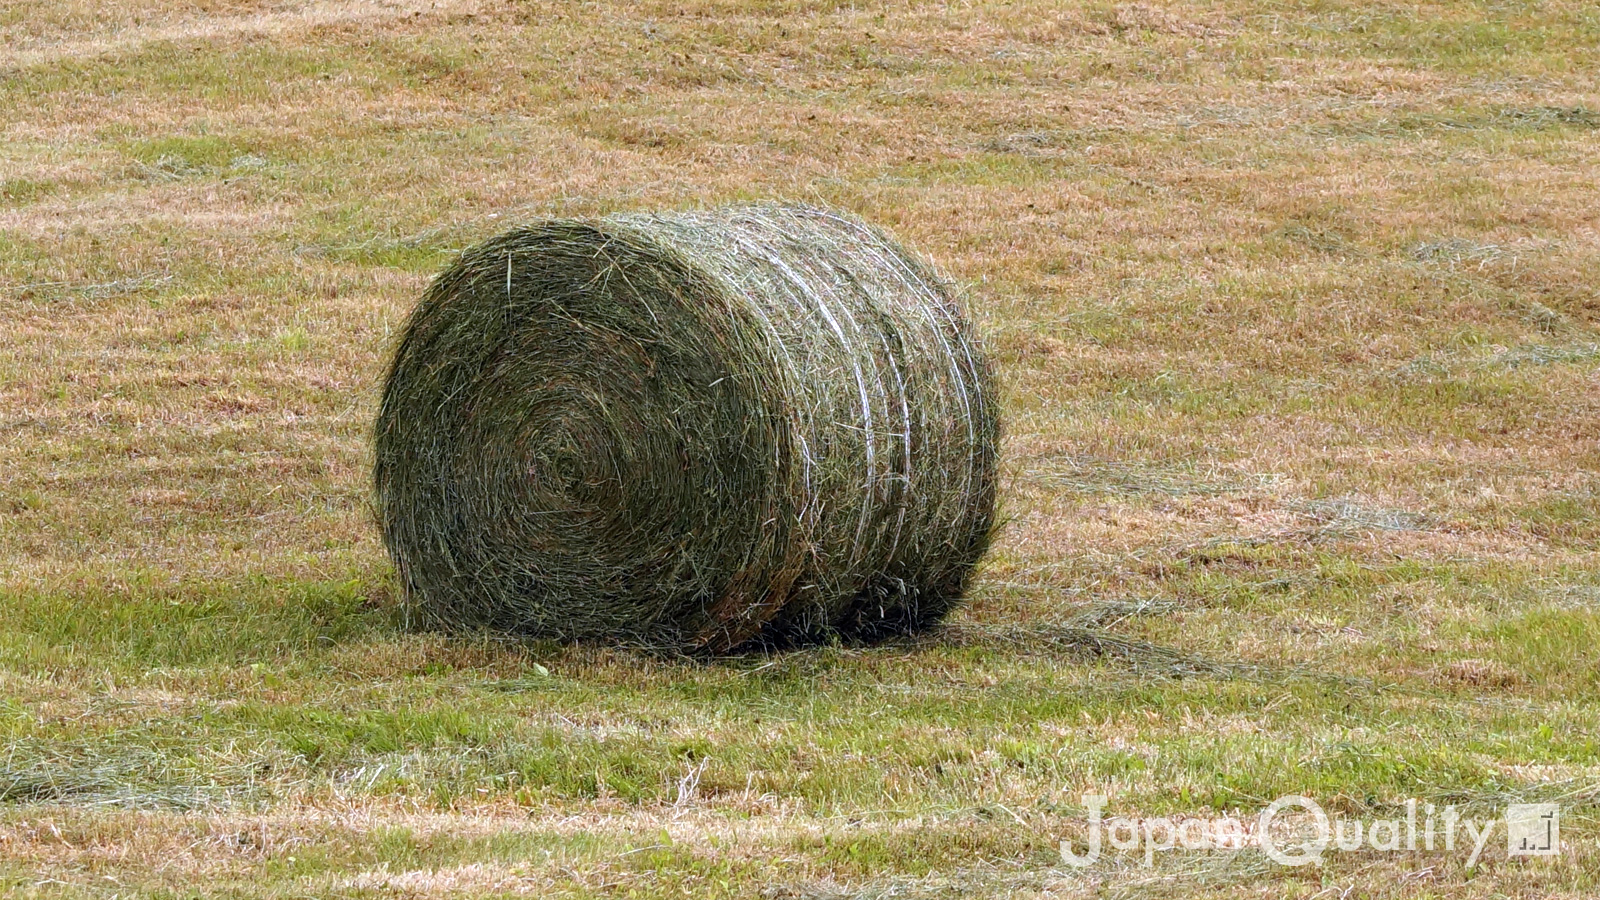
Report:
2,1,1599,897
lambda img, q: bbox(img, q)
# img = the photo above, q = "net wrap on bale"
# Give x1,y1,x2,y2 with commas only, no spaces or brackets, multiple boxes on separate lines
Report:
375,205,998,651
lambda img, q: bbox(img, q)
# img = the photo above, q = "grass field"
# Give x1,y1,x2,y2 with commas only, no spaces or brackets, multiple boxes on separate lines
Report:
3,0,1599,896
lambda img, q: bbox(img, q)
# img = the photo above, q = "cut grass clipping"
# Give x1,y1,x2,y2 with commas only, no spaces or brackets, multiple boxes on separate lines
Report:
375,206,999,652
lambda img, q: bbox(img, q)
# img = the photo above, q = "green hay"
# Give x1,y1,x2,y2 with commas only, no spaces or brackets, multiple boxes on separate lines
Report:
374,206,999,652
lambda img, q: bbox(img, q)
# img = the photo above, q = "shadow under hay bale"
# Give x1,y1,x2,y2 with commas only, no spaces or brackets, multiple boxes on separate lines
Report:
374,205,998,652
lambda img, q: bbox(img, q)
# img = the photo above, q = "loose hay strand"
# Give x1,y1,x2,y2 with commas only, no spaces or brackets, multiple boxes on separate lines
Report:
374,205,999,652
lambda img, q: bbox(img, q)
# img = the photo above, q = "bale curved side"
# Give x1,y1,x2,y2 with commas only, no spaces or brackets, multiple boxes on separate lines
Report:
374,206,998,651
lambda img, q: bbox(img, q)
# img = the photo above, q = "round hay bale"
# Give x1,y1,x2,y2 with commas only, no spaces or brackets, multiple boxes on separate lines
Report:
374,205,998,652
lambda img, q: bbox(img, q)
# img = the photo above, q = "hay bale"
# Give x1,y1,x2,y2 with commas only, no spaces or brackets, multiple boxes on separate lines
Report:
374,205,998,651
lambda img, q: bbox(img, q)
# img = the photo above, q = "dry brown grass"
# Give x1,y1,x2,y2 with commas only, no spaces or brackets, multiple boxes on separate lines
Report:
2,0,1599,896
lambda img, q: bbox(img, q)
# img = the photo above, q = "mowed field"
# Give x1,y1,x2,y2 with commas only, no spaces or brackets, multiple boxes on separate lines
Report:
3,0,1599,896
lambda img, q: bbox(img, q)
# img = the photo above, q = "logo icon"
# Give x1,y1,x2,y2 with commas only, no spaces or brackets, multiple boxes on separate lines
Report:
1506,804,1560,857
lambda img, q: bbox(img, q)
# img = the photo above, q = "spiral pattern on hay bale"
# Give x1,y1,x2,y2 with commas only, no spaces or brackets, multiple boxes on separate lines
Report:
374,206,998,651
